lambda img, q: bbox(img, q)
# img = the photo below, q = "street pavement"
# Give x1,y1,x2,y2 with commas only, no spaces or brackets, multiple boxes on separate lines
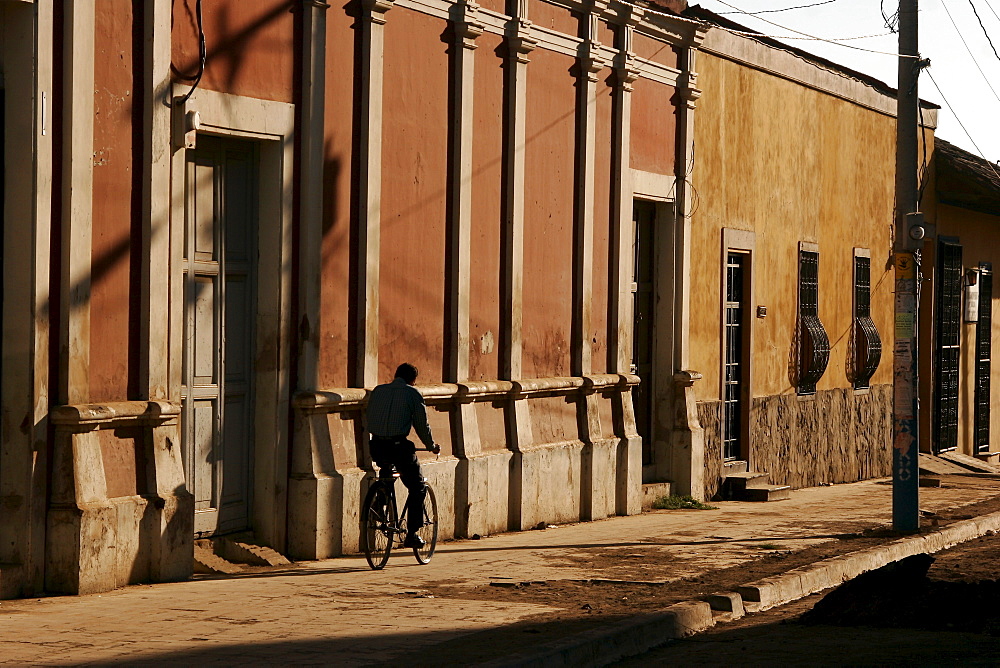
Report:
2,475,1000,666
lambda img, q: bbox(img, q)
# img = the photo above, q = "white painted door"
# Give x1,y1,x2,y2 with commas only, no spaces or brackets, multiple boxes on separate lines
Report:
181,135,257,537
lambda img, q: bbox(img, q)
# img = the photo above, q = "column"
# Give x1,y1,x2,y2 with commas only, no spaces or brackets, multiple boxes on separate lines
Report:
668,37,708,500
140,0,172,400
60,0,95,405
355,0,393,388
298,0,330,391
609,17,641,516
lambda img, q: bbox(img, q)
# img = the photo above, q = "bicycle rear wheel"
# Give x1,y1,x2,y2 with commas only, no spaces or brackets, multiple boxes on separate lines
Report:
362,483,396,570
412,484,438,565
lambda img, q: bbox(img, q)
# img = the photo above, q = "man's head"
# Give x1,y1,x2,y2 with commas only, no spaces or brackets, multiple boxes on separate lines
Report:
394,363,418,385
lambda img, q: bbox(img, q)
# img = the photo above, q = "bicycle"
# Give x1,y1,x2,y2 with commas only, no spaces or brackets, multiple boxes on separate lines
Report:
361,468,438,570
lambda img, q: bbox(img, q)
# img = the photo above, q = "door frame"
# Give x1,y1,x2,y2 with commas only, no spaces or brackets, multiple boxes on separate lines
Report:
720,228,755,464
170,87,294,550
631,171,676,483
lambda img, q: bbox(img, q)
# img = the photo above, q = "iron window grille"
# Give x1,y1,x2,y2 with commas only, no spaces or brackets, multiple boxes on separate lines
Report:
933,239,963,454
975,263,993,454
851,255,882,389
797,250,830,395
723,252,746,461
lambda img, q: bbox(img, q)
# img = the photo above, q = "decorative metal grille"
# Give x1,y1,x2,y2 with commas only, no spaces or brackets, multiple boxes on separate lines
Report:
797,250,830,395
852,256,882,389
975,263,993,454
723,253,745,461
933,240,963,454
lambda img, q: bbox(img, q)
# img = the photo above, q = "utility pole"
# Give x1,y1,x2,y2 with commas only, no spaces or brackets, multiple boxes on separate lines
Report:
893,0,924,533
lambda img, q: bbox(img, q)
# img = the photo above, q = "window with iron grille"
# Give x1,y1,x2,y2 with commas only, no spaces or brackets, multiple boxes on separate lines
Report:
797,249,830,395
723,252,746,461
975,263,993,454
852,254,882,389
933,239,963,454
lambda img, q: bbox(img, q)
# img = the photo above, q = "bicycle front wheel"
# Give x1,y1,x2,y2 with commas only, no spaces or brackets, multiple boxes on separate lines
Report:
362,483,396,570
413,484,438,565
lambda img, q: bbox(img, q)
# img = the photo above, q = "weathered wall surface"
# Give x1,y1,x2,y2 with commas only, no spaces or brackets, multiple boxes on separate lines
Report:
468,31,505,382
379,7,450,384
691,52,897,403
700,385,893,498
172,0,296,103
91,1,139,401
522,49,576,379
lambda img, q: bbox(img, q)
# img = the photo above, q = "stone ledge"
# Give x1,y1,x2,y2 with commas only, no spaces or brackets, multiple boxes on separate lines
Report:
293,374,640,413
50,401,181,429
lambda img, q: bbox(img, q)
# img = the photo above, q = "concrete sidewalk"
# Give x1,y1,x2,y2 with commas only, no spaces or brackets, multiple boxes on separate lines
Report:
3,475,1000,667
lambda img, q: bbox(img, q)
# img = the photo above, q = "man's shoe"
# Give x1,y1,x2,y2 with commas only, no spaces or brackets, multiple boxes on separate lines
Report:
403,533,425,549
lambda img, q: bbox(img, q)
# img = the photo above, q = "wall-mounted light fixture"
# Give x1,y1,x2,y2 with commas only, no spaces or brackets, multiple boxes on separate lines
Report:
964,268,980,323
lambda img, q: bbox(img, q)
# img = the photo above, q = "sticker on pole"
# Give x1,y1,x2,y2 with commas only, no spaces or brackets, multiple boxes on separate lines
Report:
895,253,916,278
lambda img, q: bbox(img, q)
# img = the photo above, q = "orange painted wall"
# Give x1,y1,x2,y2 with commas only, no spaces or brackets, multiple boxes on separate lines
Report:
378,8,449,384
530,0,580,35
468,32,505,382
172,0,295,104
522,48,576,378
318,1,357,389
632,32,679,70
591,70,615,374
630,78,676,176
91,1,139,401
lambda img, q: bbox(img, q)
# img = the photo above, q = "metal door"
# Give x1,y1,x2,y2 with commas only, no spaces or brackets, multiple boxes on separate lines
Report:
631,201,656,465
975,263,993,454
933,239,962,454
181,135,258,536
723,252,747,461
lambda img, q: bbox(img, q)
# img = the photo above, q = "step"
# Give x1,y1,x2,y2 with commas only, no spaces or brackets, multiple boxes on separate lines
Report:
741,485,791,502
940,451,1000,474
193,543,243,575
918,452,968,476
217,538,293,568
724,471,772,492
976,451,1000,465
641,482,673,510
722,460,748,475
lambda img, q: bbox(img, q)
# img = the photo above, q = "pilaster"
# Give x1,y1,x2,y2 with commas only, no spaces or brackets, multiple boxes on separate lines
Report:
448,0,484,461
356,0,394,388
608,20,640,375
299,0,330,392
60,0,95,404
141,0,172,400
573,3,606,378
501,12,534,384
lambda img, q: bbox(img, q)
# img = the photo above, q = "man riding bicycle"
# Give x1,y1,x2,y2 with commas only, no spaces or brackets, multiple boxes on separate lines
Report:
366,363,441,549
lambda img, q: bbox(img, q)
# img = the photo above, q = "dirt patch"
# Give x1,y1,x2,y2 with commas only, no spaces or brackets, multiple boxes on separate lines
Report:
422,487,1000,619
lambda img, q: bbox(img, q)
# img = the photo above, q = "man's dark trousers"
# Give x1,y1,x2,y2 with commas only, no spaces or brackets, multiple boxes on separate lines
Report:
370,436,426,535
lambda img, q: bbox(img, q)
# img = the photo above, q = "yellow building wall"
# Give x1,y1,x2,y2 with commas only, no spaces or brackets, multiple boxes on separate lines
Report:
690,53,901,494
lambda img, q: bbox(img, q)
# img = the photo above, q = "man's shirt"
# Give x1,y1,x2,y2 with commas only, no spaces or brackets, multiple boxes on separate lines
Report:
366,377,434,448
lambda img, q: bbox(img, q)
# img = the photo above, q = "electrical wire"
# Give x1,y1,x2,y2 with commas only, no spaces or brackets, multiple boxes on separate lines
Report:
881,0,899,33
625,0,917,57
968,0,1000,65
941,1,1000,104
706,0,911,56
924,69,1000,182
984,0,1000,24
177,0,206,106
719,0,838,15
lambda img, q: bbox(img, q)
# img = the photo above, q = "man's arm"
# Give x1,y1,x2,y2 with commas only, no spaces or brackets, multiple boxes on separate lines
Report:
408,389,436,450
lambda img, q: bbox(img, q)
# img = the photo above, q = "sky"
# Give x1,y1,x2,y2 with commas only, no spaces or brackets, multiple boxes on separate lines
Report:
692,0,1000,163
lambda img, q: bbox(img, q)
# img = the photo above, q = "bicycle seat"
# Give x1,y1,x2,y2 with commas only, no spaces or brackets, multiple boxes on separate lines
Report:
376,467,401,480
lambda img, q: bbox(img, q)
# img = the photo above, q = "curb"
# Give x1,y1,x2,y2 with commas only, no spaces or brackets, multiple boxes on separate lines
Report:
484,508,1000,667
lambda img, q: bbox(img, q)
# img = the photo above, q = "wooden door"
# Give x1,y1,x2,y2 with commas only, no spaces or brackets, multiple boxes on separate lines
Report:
631,201,656,465
181,135,258,536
